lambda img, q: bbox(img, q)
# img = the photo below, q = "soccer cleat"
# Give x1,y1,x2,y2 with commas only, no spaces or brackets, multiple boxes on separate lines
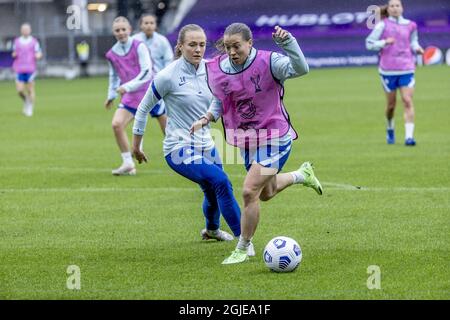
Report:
247,242,255,257
222,249,249,265
112,163,136,176
405,138,416,146
386,128,395,144
201,229,234,241
23,101,33,117
298,162,323,195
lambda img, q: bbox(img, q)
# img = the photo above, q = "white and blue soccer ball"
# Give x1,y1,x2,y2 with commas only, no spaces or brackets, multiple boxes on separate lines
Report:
263,236,302,272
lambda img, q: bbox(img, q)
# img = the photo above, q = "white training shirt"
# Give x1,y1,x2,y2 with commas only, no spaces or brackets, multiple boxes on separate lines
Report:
132,31,174,73
133,57,215,156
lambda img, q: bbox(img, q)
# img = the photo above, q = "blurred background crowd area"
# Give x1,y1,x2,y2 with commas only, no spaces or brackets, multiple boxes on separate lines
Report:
0,0,449,79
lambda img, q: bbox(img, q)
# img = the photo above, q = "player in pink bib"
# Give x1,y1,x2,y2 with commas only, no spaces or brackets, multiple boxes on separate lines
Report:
12,23,42,117
191,23,323,264
366,0,424,146
105,17,154,176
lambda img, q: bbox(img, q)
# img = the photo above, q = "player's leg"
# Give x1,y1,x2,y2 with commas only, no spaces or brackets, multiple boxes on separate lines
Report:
165,147,241,239
25,79,36,116
111,107,136,175
258,142,323,201
381,74,397,144
222,163,275,264
15,79,26,102
399,74,416,146
15,77,29,116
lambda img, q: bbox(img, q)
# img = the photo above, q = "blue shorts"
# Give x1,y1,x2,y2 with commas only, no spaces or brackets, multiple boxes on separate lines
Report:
149,100,166,118
380,73,415,92
118,101,166,117
118,104,137,115
16,72,36,83
241,140,292,173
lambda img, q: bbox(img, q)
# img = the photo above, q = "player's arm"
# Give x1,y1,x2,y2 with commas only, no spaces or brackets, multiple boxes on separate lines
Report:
105,62,120,109
190,97,223,134
35,41,43,60
366,21,394,51
11,42,16,58
132,75,169,161
119,43,153,94
410,29,424,55
271,26,309,81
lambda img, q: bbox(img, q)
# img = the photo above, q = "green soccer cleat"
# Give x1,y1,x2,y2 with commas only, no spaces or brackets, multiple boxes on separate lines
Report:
222,249,249,265
299,162,323,195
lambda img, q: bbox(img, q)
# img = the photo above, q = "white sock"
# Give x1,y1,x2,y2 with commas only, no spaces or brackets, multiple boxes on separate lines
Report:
387,118,394,130
121,152,134,166
290,171,305,184
405,123,414,139
237,235,251,251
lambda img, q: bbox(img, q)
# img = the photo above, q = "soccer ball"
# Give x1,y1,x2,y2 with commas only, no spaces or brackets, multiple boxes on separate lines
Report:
263,236,302,272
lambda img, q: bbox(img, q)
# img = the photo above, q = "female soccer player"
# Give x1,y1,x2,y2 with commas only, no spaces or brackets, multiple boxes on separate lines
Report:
191,23,323,264
133,14,174,134
12,23,42,117
366,0,424,146
132,24,244,243
105,17,153,176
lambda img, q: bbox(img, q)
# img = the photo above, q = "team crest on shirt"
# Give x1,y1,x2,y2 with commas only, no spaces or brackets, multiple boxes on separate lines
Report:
237,98,257,119
250,74,262,93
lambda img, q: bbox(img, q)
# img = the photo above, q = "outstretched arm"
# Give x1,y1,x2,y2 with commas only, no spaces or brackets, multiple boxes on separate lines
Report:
271,25,309,82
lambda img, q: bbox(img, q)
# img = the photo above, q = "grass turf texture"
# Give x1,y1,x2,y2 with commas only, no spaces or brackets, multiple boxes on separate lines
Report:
0,66,449,299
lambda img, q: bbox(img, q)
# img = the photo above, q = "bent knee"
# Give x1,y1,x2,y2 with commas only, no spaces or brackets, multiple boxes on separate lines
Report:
242,187,259,203
112,121,124,131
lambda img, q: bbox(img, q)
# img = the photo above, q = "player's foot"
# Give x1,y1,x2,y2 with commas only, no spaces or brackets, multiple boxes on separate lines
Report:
201,229,234,241
405,138,416,146
386,128,395,144
112,163,136,176
298,162,323,195
23,102,33,117
222,249,249,265
247,242,255,257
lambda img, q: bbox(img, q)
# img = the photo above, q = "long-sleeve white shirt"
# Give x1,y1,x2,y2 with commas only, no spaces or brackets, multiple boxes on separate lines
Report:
132,31,174,73
107,38,153,101
133,57,215,156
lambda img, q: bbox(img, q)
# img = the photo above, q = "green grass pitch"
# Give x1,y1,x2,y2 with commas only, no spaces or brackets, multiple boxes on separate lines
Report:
0,66,449,299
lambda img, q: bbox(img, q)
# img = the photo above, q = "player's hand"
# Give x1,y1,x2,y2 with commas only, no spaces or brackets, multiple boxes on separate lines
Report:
104,99,114,110
12,51,17,58
416,46,425,55
133,148,148,164
190,117,209,135
272,26,289,42
385,37,395,45
116,87,127,95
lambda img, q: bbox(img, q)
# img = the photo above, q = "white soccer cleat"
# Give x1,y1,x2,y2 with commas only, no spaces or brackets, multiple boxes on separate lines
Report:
201,228,234,241
247,242,255,257
112,163,136,176
23,101,33,117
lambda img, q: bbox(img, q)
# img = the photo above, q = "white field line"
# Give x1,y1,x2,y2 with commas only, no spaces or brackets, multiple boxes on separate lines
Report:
0,184,449,193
